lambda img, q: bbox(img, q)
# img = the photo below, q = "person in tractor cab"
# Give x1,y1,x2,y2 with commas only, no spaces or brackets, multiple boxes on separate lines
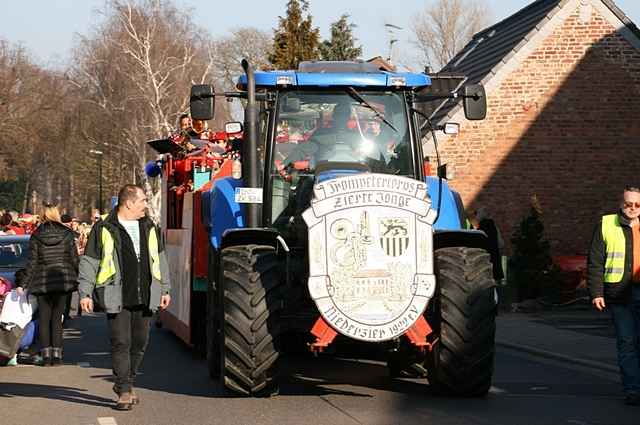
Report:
363,117,398,163
588,186,640,405
283,101,387,172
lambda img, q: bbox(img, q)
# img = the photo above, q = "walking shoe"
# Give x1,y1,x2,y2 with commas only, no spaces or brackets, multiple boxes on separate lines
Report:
115,392,133,411
130,389,140,405
39,347,53,367
624,392,640,406
51,347,63,366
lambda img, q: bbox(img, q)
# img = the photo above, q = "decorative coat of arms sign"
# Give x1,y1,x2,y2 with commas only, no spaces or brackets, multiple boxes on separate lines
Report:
302,173,437,342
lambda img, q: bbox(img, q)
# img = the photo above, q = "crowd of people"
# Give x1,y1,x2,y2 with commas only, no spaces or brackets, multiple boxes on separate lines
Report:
0,211,37,236
0,208,94,254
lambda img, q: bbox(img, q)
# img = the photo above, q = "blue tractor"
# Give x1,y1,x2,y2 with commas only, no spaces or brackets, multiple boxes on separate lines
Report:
192,60,496,397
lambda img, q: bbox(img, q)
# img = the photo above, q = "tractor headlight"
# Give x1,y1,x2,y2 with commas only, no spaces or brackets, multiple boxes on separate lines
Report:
389,76,406,87
277,76,294,86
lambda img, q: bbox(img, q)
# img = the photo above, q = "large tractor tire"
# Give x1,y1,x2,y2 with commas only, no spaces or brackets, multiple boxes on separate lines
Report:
426,247,497,397
218,244,283,396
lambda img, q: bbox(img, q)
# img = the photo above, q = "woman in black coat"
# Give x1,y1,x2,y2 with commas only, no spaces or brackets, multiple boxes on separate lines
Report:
16,204,79,366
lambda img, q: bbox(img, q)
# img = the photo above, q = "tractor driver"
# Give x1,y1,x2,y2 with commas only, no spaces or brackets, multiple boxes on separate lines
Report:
282,101,387,172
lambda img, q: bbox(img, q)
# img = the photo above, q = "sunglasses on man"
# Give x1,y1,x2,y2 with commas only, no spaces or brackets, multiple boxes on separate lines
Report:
623,201,640,209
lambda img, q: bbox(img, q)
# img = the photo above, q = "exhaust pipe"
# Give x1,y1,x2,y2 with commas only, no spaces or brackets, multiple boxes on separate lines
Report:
241,59,260,228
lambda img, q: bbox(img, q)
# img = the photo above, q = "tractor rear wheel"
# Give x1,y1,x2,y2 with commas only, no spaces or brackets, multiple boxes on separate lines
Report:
219,244,283,396
426,247,497,396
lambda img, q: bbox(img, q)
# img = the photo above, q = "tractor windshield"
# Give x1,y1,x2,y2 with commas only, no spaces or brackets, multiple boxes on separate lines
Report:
269,90,413,231
273,90,411,175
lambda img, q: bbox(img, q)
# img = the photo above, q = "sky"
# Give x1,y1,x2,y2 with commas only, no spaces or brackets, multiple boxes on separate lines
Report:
1,0,639,71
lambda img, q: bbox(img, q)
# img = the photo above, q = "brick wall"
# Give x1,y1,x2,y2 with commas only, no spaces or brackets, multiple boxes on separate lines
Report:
431,4,640,256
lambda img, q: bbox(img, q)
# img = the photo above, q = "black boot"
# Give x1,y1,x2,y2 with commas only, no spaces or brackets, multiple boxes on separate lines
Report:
51,347,63,366
39,347,53,366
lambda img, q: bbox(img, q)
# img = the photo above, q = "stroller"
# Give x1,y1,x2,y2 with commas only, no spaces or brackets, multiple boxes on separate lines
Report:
0,279,38,365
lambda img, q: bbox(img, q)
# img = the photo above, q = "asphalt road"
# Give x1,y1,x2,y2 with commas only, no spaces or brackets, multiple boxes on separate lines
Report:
0,313,636,425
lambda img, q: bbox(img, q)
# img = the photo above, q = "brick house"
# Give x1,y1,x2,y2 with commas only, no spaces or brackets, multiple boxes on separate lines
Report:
424,0,640,256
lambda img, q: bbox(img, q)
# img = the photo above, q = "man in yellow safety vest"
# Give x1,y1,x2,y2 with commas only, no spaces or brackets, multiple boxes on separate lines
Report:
78,184,171,411
588,186,640,406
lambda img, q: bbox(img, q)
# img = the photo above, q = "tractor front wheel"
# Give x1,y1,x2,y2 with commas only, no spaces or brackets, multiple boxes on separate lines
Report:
218,245,283,396
426,247,497,397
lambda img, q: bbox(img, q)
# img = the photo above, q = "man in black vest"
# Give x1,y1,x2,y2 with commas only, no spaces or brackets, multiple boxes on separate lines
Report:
79,184,171,410
588,186,640,405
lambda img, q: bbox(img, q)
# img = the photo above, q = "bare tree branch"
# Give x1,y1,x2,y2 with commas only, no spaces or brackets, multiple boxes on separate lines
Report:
411,0,490,71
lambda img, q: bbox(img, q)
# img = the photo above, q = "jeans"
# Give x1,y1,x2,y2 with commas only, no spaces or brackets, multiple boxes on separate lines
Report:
609,285,640,394
38,293,69,348
107,307,151,394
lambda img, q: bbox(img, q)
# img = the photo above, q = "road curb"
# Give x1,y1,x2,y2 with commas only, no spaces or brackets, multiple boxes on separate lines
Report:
496,340,619,373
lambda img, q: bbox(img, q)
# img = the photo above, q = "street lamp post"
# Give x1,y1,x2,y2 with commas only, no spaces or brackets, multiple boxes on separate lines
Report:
89,149,104,213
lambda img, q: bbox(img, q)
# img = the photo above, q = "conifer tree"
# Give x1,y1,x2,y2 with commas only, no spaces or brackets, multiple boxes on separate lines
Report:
319,14,363,61
509,195,560,301
269,0,320,69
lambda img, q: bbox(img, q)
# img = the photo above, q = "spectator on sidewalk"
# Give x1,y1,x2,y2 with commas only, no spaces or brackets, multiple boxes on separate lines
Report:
18,213,38,234
61,213,82,321
76,223,91,255
588,186,640,405
465,209,479,230
61,214,80,239
15,202,79,366
61,213,73,227
91,209,102,225
0,213,16,235
78,184,171,411
7,211,26,235
476,207,505,282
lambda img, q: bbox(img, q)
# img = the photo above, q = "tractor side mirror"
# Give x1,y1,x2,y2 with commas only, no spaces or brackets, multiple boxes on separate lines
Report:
190,84,215,120
443,122,460,135
463,84,486,120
